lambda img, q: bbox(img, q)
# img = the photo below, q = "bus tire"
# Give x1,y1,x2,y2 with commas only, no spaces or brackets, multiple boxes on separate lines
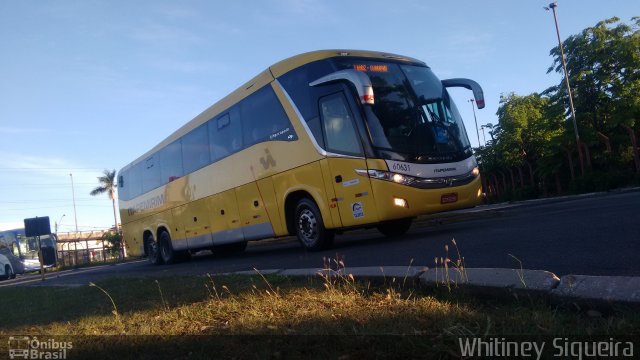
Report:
3,265,12,280
377,218,413,238
294,198,334,251
145,234,163,265
159,231,176,265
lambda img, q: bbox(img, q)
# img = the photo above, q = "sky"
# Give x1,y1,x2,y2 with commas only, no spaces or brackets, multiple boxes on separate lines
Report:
0,0,638,232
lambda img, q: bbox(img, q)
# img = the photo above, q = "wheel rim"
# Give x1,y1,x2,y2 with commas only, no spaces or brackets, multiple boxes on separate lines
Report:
298,208,318,246
161,241,170,261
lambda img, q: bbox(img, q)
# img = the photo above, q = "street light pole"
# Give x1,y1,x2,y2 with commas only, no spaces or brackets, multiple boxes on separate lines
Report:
469,99,481,148
546,0,584,176
55,214,66,234
70,173,79,232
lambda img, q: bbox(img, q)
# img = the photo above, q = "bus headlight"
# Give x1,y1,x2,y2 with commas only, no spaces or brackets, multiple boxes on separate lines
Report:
472,167,480,177
355,169,416,185
392,173,407,183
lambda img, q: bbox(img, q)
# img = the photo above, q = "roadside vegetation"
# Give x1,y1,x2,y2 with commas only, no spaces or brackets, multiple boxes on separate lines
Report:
478,17,640,202
1,273,638,358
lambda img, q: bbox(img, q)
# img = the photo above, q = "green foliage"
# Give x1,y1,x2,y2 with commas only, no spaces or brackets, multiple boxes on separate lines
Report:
481,17,640,201
568,170,637,194
90,169,117,200
546,17,640,134
495,93,565,168
90,168,120,233
102,231,122,257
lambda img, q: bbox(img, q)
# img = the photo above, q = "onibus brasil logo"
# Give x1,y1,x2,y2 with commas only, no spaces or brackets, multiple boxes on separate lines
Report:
8,336,73,359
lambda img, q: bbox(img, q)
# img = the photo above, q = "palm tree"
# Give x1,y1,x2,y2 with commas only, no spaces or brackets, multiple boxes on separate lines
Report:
90,169,119,234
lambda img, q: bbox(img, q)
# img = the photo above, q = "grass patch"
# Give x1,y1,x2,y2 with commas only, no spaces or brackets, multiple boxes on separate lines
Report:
1,275,638,358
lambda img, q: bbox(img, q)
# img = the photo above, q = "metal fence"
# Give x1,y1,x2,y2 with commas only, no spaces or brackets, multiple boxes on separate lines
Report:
56,230,119,267
57,239,119,267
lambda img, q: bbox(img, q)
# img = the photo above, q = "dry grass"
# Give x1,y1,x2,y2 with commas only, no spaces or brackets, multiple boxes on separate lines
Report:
1,274,638,358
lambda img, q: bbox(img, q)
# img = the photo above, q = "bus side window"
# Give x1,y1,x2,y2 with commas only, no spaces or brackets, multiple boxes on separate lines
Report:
209,107,243,162
182,124,211,174
277,59,333,149
142,155,161,192
129,163,143,199
118,171,129,200
241,86,295,147
319,93,363,156
305,115,325,149
159,140,184,184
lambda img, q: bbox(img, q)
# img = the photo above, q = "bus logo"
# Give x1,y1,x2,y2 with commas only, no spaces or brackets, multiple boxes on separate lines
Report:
8,336,30,359
352,202,364,219
260,149,276,170
8,336,73,359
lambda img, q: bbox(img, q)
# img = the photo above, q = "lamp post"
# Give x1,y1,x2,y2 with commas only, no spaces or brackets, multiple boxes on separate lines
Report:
469,99,481,148
55,214,66,234
545,0,584,176
70,173,79,232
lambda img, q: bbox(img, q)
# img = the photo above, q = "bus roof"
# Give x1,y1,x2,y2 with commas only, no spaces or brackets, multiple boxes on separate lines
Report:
119,49,425,173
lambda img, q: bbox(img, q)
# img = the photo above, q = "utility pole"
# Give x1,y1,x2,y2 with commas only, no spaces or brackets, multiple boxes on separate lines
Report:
70,173,79,232
469,99,481,148
546,1,584,175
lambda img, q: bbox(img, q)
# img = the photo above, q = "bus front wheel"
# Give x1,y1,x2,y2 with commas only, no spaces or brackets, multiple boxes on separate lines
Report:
3,265,13,280
294,198,334,251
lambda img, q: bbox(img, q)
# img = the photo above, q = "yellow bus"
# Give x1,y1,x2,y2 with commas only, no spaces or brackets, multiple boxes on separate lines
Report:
118,50,486,264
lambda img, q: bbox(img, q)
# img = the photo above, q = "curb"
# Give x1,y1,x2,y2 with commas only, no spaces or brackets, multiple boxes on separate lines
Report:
550,275,640,309
229,266,640,309
419,268,560,299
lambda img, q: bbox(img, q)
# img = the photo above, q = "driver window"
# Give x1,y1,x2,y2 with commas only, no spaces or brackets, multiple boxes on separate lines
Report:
319,93,363,156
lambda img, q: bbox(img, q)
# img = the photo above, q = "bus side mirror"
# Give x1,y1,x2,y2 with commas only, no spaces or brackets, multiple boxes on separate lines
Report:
310,69,375,105
442,78,485,109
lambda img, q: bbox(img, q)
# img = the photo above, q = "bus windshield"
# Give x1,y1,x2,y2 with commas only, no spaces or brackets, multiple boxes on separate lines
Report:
14,235,55,260
0,229,58,273
333,59,472,163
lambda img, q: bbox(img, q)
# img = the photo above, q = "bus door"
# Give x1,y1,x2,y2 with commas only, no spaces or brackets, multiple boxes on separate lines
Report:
317,89,379,227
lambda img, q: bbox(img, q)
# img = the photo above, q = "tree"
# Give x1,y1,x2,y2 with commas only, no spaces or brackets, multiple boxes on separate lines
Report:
480,17,640,200
546,17,640,135
90,169,119,234
102,231,122,258
495,93,564,173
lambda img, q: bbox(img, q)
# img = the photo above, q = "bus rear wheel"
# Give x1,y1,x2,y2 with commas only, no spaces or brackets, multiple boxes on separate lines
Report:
377,218,413,238
294,198,334,251
159,231,176,265
145,234,163,265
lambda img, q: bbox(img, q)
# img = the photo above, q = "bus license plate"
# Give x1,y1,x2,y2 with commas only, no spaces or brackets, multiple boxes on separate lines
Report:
441,193,458,204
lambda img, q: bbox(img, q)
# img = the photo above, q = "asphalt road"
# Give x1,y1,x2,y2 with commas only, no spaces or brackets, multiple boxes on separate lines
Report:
3,190,639,287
